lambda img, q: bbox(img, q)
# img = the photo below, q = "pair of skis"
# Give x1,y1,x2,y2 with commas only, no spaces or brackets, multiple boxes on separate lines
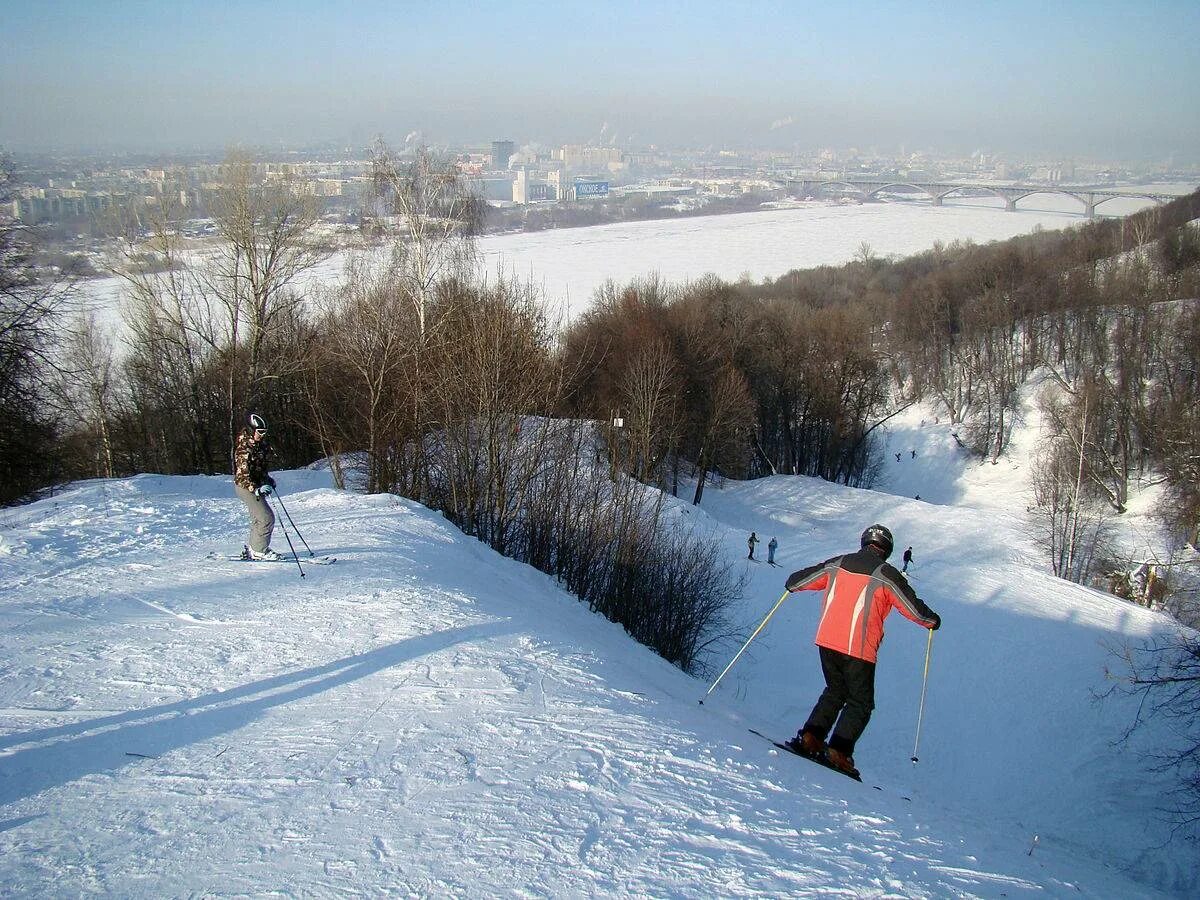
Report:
748,729,910,800
208,550,337,565
748,729,862,782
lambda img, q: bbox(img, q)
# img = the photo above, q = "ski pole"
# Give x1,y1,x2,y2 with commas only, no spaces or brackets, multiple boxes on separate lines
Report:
269,497,305,579
273,491,313,557
700,589,790,705
911,627,934,763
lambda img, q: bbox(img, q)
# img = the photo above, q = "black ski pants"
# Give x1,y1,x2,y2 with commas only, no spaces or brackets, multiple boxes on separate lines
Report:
803,646,876,756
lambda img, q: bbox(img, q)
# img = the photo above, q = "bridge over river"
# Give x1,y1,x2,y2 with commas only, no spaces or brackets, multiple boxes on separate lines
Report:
787,179,1176,218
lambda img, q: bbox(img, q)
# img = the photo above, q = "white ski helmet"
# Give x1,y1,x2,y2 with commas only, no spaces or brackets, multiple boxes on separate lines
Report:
249,413,268,433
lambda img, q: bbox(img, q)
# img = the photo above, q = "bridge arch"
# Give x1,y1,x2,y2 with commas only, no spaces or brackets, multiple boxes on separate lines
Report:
1010,190,1084,212
861,182,938,201
933,185,1009,205
1092,194,1165,212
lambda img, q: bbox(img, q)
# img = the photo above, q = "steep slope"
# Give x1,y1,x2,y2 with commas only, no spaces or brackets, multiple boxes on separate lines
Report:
690,404,1192,894
0,467,1187,896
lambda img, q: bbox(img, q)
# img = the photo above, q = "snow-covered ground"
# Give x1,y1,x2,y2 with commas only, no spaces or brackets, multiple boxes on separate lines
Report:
1,413,1193,895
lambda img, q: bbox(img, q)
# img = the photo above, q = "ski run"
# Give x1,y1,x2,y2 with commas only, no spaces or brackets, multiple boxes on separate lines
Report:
0,403,1194,897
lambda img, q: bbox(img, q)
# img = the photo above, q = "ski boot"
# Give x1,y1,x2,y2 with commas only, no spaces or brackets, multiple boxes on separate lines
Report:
786,731,827,759
825,747,861,779
243,544,282,561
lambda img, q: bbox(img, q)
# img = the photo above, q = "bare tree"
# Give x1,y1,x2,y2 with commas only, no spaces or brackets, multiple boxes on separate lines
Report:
617,341,681,485
54,314,118,478
110,193,224,471
207,150,324,446
368,141,483,341
1104,630,1200,841
690,366,754,505
1030,415,1113,584
308,250,418,493
366,141,484,499
0,160,75,502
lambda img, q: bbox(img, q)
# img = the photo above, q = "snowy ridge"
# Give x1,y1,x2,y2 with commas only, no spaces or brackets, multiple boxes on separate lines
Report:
0,457,1190,896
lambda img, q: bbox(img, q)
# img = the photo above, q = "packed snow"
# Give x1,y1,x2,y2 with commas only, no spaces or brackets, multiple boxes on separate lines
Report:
1,407,1193,896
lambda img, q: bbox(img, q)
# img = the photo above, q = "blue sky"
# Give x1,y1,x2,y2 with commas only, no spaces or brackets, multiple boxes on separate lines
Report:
1,0,1197,158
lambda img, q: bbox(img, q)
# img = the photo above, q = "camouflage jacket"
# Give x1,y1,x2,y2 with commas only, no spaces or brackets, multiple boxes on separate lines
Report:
233,428,271,492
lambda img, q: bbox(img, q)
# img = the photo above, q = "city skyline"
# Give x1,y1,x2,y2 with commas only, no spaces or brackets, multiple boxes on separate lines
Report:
2,0,1198,161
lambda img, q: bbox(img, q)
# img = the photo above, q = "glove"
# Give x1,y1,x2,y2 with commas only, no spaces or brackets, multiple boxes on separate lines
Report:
256,484,273,498
928,612,941,631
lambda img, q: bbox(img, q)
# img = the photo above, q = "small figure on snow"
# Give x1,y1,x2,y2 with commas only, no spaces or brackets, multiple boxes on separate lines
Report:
782,524,940,778
767,536,778,565
748,532,760,560
234,412,279,561
902,546,913,573
911,449,916,459
895,452,902,462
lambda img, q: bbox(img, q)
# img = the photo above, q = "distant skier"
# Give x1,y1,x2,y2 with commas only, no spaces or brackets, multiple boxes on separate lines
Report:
895,452,902,462
902,546,913,573
911,449,916,459
783,524,940,778
748,532,760,560
234,412,279,561
767,537,778,565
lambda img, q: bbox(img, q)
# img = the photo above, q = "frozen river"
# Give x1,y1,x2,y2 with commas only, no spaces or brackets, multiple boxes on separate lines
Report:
83,189,1189,333
479,196,1114,320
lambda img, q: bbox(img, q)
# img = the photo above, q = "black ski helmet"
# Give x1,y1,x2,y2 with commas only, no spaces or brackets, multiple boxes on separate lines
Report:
249,413,268,433
860,523,894,559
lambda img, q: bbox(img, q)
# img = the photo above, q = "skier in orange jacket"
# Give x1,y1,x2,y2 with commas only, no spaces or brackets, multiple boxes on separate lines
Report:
783,524,940,777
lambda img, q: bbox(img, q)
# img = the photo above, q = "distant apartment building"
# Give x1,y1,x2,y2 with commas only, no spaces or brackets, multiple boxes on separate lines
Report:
491,141,515,171
1044,162,1076,183
546,165,565,200
473,175,516,203
284,178,346,198
511,165,563,204
555,145,624,175
10,188,118,222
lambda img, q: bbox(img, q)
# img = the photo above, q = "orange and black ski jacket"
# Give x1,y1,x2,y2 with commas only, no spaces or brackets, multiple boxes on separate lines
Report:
785,548,937,663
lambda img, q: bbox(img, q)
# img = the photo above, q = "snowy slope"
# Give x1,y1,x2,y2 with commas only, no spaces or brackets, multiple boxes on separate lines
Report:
0,460,1189,896
691,393,1193,895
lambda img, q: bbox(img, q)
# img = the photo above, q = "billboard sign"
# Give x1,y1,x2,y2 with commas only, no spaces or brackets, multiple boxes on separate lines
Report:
574,179,610,198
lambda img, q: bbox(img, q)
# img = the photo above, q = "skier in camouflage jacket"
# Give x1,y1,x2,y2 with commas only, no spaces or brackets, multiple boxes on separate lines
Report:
234,413,278,559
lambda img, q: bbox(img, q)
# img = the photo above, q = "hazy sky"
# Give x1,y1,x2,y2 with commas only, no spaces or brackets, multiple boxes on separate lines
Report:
2,0,1198,160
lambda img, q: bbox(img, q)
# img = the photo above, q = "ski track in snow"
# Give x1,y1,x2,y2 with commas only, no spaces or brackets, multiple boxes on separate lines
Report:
0,431,1191,895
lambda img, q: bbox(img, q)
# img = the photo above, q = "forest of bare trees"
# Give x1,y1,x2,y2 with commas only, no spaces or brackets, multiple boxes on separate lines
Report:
561,192,1199,614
